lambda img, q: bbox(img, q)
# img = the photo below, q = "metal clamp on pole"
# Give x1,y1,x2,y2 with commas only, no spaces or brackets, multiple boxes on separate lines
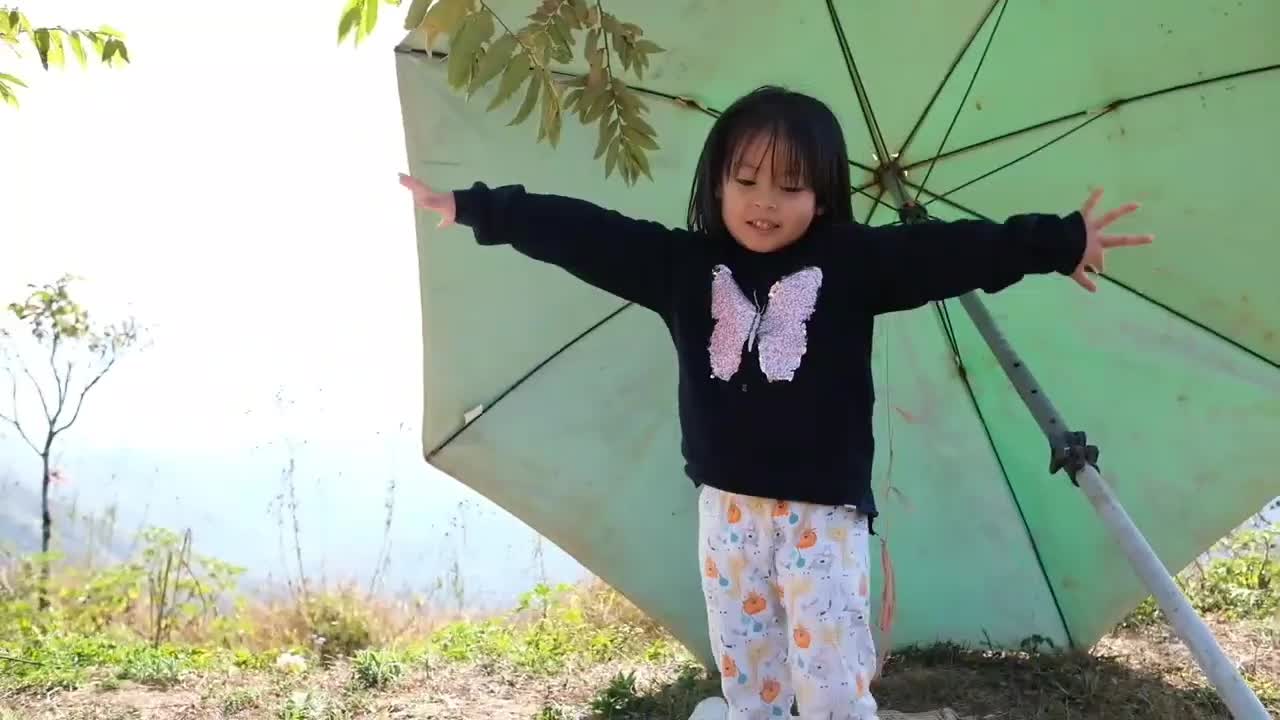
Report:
1048,430,1099,486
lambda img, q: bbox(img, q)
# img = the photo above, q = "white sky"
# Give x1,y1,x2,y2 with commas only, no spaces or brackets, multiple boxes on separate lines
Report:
2,0,427,449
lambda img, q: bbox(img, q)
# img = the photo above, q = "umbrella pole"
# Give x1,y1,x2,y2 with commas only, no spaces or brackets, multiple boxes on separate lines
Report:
954,293,1270,720
877,173,1269,719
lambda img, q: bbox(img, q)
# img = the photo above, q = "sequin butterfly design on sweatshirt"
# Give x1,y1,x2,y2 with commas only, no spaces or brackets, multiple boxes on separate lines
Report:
708,264,824,382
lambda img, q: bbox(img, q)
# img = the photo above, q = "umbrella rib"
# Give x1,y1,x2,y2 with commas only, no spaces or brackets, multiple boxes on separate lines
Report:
853,178,900,214
909,213,1073,645
824,0,891,163
922,110,1111,208
855,183,896,214
912,0,1010,204
898,179,991,222
903,61,1280,173
916,61,1280,211
910,188,1280,374
425,302,633,459
864,186,885,225
897,0,1002,161
938,316,1079,649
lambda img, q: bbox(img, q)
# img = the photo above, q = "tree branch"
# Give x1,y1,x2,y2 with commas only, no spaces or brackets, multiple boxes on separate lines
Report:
477,0,552,76
48,332,68,426
18,361,52,425
596,0,613,76
61,359,74,414
0,410,40,454
0,366,42,454
53,353,114,437
0,653,44,667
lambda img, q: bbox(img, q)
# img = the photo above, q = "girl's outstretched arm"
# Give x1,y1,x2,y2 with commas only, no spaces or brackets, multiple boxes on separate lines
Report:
400,174,687,317
850,189,1153,314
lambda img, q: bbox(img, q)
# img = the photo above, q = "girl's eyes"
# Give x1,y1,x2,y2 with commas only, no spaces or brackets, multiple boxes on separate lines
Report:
734,178,806,193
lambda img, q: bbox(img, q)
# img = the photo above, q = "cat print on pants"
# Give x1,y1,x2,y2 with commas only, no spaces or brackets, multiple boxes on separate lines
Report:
698,484,878,719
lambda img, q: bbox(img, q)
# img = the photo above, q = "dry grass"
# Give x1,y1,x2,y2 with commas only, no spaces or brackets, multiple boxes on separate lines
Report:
3,614,1276,719
235,583,451,655
0,655,712,720
876,616,1279,719
4,523,1277,719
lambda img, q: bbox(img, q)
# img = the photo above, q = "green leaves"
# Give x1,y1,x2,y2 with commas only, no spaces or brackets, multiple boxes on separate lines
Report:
488,54,533,111
22,24,129,71
0,8,132,109
0,72,25,108
446,10,494,90
552,8,661,184
597,11,660,81
67,31,86,67
336,0,666,184
337,0,403,47
6,275,92,343
444,2,663,184
0,7,31,104
412,0,474,54
5,275,139,356
473,33,517,88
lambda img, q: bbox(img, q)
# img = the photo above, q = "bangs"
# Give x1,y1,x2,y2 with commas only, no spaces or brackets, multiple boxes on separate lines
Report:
724,121,817,189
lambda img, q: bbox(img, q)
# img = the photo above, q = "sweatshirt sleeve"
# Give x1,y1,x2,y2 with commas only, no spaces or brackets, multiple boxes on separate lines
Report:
452,182,686,317
850,211,1087,314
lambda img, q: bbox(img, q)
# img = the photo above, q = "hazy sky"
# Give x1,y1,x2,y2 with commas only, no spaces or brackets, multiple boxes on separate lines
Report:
2,0,429,451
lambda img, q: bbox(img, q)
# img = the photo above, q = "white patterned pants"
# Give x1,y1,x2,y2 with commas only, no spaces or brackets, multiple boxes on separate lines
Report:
698,485,879,720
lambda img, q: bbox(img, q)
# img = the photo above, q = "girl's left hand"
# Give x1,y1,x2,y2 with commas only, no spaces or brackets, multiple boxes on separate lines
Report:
1072,188,1154,292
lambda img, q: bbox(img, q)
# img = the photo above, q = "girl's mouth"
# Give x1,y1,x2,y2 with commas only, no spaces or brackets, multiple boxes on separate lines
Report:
748,219,779,231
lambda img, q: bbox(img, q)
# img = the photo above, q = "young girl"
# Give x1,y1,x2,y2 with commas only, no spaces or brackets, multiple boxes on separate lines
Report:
399,86,1151,719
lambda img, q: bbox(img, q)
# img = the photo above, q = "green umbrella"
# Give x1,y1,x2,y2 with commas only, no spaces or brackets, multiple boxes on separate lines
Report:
394,1,1278,715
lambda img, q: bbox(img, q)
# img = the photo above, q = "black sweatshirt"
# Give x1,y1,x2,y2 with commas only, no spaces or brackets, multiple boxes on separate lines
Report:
453,182,1086,529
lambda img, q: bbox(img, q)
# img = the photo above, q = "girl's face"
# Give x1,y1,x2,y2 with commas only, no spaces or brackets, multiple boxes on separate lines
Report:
719,133,821,254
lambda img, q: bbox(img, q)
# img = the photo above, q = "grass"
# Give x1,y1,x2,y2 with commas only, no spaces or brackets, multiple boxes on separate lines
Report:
0,524,1277,719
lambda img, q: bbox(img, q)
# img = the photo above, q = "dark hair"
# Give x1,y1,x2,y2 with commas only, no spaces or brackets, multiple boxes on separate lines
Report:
687,86,853,237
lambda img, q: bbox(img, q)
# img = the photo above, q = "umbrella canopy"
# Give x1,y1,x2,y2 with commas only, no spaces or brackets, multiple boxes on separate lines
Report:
394,0,1280,666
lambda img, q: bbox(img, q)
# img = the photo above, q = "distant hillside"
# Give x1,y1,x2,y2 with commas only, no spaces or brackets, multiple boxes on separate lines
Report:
0,479,130,563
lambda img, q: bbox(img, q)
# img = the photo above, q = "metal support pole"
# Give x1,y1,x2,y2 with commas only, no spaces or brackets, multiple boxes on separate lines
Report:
880,171,1269,719
958,295,1268,720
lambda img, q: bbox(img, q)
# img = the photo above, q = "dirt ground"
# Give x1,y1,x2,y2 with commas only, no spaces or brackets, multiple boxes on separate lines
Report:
3,618,1276,719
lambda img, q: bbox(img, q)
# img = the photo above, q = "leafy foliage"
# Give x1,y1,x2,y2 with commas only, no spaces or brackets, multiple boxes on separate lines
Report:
0,7,129,108
336,0,404,47
1118,523,1280,628
1181,528,1278,621
302,592,376,661
340,0,664,184
350,648,405,689
0,530,247,648
419,581,673,674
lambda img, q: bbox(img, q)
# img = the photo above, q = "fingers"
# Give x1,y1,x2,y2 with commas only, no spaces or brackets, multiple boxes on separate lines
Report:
1100,233,1155,248
399,172,445,214
1073,268,1098,293
399,172,434,196
1095,202,1140,228
1081,187,1104,218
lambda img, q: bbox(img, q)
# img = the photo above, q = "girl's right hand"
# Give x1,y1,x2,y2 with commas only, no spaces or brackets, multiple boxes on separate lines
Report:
398,173,456,228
